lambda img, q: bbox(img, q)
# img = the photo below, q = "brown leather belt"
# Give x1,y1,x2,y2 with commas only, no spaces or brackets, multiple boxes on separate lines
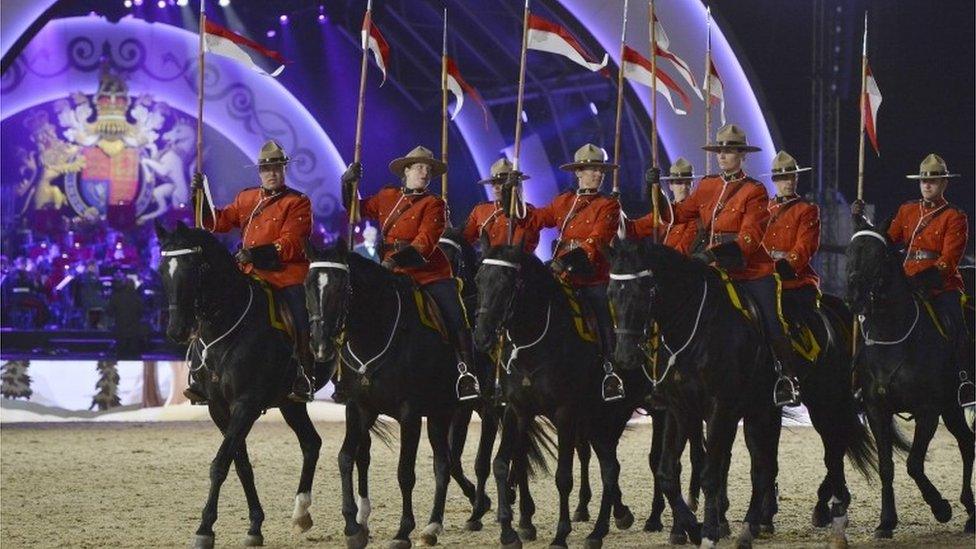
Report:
907,249,939,261
710,233,738,246
768,249,789,260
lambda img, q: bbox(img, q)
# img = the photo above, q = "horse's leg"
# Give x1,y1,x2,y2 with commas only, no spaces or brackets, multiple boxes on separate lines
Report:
392,413,422,548
687,417,705,513
550,408,577,548
806,400,852,547
758,411,781,535
192,404,261,549
338,404,368,548
865,407,897,538
584,429,624,548
657,409,699,545
573,437,593,522
942,407,976,533
465,404,497,530
421,413,452,546
700,410,739,547
516,455,537,542
208,406,265,547
355,414,376,532
644,409,666,532
906,412,952,524
492,409,521,547
449,407,478,506
736,409,778,548
279,403,322,535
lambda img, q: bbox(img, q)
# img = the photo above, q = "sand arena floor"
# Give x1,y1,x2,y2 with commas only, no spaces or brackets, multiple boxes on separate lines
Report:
1,420,973,548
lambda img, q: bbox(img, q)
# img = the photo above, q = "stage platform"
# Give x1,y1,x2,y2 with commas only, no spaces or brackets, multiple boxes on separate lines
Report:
0,329,186,361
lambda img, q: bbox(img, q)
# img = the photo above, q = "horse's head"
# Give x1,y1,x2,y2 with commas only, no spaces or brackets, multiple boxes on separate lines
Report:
438,227,473,280
607,238,658,370
473,244,528,353
304,240,352,363
155,220,220,343
846,217,896,314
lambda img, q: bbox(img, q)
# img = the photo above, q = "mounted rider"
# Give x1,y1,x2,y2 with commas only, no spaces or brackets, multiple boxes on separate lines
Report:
462,158,539,254
516,143,626,402
625,157,702,255
852,153,973,410
650,124,806,407
341,146,480,401
188,140,316,403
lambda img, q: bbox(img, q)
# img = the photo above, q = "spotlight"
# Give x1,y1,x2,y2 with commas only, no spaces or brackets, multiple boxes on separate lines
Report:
176,0,188,4
521,110,528,123
266,29,276,38
124,0,132,7
279,14,289,24
133,0,143,5
318,14,326,23
218,0,230,6
156,0,166,8
588,101,598,116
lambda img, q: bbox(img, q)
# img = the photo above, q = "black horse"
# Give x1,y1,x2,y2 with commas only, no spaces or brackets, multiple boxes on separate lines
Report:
156,221,328,549
847,222,975,537
305,239,490,548
608,238,876,548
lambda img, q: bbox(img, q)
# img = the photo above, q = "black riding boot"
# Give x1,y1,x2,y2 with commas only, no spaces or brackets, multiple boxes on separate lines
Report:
770,336,801,407
455,330,481,401
183,370,208,405
598,324,625,402
287,332,316,403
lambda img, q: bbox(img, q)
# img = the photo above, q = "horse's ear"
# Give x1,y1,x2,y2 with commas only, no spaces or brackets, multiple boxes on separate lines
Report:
877,215,894,242
304,239,321,261
334,238,348,258
478,232,490,256
154,220,169,241
175,220,189,234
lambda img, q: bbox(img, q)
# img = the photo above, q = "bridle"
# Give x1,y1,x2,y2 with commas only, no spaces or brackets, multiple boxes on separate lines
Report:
849,230,892,308
307,261,352,351
477,258,524,335
160,246,205,320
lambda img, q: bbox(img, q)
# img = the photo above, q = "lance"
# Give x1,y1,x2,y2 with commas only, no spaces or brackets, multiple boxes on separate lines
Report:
507,0,531,246
194,0,206,228
852,11,869,355
611,0,629,198
348,0,373,251
704,5,713,175
648,0,660,243
441,7,451,225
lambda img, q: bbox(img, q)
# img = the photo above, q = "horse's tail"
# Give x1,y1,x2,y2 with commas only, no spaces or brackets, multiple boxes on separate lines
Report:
369,417,397,450
843,405,878,480
890,417,912,455
523,415,556,478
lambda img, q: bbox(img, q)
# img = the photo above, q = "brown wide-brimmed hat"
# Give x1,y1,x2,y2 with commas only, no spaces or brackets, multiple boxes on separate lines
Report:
478,157,531,185
388,145,448,178
701,124,762,153
660,157,697,181
559,143,619,172
905,153,960,179
761,150,812,178
247,139,290,167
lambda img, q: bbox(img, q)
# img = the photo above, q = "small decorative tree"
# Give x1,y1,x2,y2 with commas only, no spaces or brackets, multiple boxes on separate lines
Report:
1,360,32,400
90,360,121,411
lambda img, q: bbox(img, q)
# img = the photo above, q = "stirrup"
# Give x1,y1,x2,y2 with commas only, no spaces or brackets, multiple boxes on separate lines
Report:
456,361,480,401
288,370,315,403
601,361,625,402
957,374,976,408
773,375,801,408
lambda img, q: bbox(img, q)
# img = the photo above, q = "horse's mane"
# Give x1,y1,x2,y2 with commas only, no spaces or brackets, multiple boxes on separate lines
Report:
165,224,242,278
483,244,560,300
440,226,478,277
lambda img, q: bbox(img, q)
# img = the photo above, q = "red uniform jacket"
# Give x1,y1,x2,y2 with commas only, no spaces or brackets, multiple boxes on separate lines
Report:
360,187,451,286
212,186,311,289
887,198,967,294
524,191,620,287
667,172,773,281
462,202,540,253
761,196,820,290
626,200,700,255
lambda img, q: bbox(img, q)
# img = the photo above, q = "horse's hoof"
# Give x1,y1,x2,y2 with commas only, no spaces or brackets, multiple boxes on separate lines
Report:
464,519,483,532
873,528,893,539
573,509,590,522
420,523,443,546
293,512,313,533
499,538,522,549
669,532,688,545
517,524,537,542
932,499,952,523
192,534,214,549
811,504,830,527
614,509,635,530
719,521,731,538
965,515,975,534
243,534,264,546
643,515,663,532
346,528,369,549
583,538,602,549
734,523,753,549
686,494,699,513
827,534,849,549
699,538,717,549
758,523,774,535
389,539,411,549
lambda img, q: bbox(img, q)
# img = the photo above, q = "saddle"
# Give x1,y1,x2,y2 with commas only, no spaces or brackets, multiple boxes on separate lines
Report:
414,286,451,343
251,276,295,343
560,283,599,344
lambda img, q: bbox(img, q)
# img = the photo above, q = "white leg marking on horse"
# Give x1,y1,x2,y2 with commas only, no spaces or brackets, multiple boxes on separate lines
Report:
357,496,371,526
422,522,443,536
699,538,717,549
292,492,311,520
168,257,178,279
